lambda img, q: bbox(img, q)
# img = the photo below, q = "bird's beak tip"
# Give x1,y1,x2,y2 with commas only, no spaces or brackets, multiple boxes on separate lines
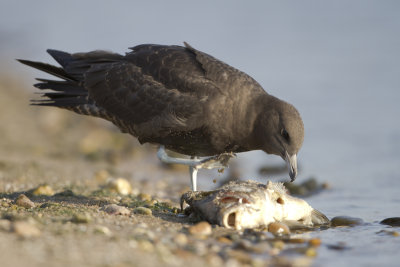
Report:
285,152,298,182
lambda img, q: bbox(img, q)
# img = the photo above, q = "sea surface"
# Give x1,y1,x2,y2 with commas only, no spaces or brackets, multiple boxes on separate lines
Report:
1,1,399,266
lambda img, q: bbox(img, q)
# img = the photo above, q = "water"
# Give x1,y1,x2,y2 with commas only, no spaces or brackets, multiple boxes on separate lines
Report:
1,1,400,265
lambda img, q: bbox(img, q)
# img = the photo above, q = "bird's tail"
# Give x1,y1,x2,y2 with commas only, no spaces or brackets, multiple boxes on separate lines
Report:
17,50,93,114
17,49,122,118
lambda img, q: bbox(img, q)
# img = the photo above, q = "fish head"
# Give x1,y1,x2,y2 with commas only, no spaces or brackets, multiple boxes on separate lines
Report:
265,181,320,224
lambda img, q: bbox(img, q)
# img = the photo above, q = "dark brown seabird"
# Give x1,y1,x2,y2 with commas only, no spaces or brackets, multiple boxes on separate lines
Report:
18,42,304,191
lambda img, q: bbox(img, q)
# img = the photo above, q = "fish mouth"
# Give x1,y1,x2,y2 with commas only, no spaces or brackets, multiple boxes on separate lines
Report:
220,196,250,229
285,151,297,182
220,205,258,230
223,211,237,229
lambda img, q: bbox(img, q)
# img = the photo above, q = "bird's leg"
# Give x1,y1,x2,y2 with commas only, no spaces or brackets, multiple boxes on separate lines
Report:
189,156,198,191
157,145,236,191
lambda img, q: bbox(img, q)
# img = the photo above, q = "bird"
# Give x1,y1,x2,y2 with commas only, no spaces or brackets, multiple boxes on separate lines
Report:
18,42,304,191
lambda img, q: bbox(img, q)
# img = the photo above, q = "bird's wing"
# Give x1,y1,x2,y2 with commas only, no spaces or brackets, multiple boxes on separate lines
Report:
126,44,220,96
183,42,266,94
84,60,204,138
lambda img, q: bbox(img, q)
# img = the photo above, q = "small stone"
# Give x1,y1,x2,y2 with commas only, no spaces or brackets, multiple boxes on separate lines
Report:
268,222,290,237
71,213,91,224
94,225,112,236
331,216,364,227
106,178,132,195
305,247,317,257
272,240,285,250
327,242,350,250
380,217,400,227
188,221,212,236
54,189,75,197
32,185,55,196
376,230,399,237
309,238,322,247
12,221,41,238
133,207,152,216
227,250,252,264
174,233,188,246
173,248,193,259
0,219,11,231
138,240,154,252
138,193,152,202
101,204,131,215
288,238,306,244
206,254,224,266
94,170,110,183
217,236,232,244
234,239,253,251
15,194,35,208
249,241,271,254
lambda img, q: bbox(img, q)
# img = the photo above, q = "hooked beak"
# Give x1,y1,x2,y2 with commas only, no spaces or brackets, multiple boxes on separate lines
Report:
285,151,298,182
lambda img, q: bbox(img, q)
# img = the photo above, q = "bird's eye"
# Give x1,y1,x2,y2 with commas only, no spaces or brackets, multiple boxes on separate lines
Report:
281,129,290,141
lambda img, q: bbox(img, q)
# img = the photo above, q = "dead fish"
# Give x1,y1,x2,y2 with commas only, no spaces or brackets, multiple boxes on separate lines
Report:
181,180,329,230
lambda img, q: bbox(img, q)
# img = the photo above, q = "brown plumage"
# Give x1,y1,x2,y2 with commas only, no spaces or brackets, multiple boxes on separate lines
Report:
18,42,304,182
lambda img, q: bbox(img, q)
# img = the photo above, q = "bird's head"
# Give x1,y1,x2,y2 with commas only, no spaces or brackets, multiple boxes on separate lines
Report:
255,97,304,182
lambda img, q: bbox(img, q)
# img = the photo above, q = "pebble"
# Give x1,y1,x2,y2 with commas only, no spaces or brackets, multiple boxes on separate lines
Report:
94,225,112,236
32,184,55,196
54,189,75,197
15,194,35,208
94,170,110,183
327,242,349,250
226,249,252,264
138,193,152,202
174,233,188,246
0,219,11,231
71,213,92,224
305,247,317,257
188,221,212,236
217,236,232,244
173,248,193,259
331,216,364,227
309,238,322,247
249,241,271,254
133,207,152,216
380,217,400,227
106,178,132,195
376,230,399,237
272,240,285,250
288,238,306,244
138,240,154,252
268,222,290,237
101,204,131,215
12,221,41,238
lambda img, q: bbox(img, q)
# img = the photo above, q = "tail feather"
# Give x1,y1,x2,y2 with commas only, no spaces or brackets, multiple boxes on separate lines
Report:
31,95,89,106
46,49,73,68
18,49,127,129
18,50,90,110
17,59,76,81
34,79,84,94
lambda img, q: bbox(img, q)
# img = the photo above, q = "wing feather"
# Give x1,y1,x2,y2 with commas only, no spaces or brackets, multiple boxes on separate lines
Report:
183,42,265,94
84,61,204,138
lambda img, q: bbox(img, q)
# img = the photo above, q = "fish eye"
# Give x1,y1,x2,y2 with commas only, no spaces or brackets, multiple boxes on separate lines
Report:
277,197,284,204
281,129,290,141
